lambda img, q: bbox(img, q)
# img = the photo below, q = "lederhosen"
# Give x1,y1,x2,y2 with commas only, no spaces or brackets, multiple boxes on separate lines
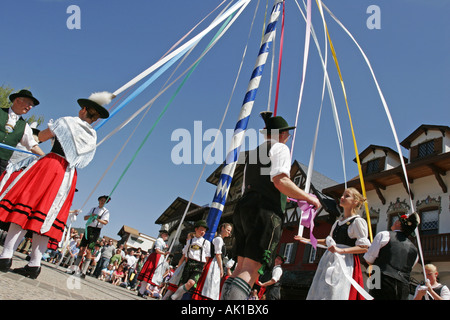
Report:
233,141,285,269
370,231,418,300
180,238,207,285
80,206,107,248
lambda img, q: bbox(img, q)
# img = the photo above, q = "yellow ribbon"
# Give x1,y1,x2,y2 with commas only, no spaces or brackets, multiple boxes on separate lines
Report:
316,0,373,242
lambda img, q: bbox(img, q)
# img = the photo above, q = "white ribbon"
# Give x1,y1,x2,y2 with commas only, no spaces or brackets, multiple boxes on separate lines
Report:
299,237,373,300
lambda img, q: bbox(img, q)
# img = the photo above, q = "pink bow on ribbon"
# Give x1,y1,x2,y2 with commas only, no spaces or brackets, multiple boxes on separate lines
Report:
288,196,318,248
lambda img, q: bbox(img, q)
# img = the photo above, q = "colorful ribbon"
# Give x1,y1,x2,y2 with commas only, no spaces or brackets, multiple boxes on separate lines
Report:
288,196,318,248
104,3,247,203
315,0,373,242
84,213,98,239
112,0,251,98
273,2,285,116
205,0,285,241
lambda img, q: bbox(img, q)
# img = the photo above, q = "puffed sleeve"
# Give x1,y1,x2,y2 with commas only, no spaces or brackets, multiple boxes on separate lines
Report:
348,217,371,247
212,237,224,255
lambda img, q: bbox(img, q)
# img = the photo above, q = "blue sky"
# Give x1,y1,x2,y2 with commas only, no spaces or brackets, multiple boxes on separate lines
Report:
1,0,449,241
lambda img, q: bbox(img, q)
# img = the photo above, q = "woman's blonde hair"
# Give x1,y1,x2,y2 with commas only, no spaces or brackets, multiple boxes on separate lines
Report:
346,187,367,213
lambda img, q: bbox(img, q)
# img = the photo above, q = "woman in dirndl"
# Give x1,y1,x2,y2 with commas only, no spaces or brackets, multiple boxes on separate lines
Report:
0,92,110,279
137,230,170,297
295,187,371,300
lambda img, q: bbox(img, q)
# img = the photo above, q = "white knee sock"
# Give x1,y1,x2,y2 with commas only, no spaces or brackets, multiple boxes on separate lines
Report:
0,223,27,259
171,284,188,300
28,233,49,267
139,281,148,295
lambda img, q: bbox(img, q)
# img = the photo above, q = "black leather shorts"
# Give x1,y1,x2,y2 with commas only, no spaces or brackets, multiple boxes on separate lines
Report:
232,193,282,265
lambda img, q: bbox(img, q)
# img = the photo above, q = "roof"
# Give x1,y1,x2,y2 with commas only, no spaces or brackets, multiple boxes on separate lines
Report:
354,144,407,163
323,151,450,201
154,197,204,225
118,225,140,237
401,124,450,149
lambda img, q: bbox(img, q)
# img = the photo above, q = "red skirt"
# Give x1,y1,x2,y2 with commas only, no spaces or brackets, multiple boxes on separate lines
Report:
348,254,365,300
0,153,77,247
137,252,161,285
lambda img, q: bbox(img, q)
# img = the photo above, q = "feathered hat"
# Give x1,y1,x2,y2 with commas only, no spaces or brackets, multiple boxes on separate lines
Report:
77,91,113,119
398,212,420,236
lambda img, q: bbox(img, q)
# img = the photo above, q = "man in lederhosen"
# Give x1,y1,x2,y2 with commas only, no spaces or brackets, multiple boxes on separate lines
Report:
221,112,320,300
74,195,111,277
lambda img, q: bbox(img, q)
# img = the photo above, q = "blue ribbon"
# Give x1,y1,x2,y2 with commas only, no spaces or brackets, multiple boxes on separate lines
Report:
94,47,191,131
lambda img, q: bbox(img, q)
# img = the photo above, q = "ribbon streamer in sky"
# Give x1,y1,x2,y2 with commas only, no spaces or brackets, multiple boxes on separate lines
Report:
205,0,284,241
111,0,251,98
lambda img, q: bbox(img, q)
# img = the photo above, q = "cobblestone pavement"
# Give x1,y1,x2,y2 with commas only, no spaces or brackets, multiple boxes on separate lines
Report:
0,250,152,300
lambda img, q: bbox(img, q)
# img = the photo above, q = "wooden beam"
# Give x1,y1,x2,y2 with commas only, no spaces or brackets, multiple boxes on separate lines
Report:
428,164,448,193
396,173,414,200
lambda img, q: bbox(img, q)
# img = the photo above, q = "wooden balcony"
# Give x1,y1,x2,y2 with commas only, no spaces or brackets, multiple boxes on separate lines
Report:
312,233,450,264
413,233,450,262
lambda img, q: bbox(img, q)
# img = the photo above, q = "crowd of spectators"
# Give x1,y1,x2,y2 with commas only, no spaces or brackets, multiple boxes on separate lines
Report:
9,227,159,292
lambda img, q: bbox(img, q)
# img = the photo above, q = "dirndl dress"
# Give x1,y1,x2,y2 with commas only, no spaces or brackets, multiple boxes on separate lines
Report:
306,215,370,300
0,116,96,250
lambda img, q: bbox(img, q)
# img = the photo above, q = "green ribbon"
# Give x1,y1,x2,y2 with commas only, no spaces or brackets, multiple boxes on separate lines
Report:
84,214,98,239
106,12,235,199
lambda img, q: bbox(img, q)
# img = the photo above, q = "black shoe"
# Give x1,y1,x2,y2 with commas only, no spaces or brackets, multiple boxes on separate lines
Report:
0,258,12,272
12,265,41,279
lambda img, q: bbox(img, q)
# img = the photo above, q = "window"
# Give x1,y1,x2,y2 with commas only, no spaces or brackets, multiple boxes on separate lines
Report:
418,140,435,158
420,209,439,235
281,242,298,264
308,246,317,264
388,213,400,230
284,243,293,264
366,159,380,174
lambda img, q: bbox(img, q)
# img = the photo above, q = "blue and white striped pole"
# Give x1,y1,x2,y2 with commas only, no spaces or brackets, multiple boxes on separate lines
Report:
205,0,284,241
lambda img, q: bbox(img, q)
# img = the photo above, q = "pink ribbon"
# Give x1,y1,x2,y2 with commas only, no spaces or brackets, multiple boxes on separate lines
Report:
288,196,318,248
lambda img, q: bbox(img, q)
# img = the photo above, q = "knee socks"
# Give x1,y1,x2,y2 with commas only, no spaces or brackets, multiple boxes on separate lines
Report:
222,277,251,300
171,284,188,300
220,277,235,300
0,223,49,268
0,223,27,259
28,233,49,267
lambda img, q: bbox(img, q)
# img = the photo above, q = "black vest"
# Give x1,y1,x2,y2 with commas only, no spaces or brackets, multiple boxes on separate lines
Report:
0,108,27,160
332,216,357,247
374,231,418,283
421,285,445,300
244,141,287,216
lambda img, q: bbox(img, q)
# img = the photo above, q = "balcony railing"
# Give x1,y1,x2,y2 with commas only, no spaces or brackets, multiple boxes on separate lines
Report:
312,233,450,264
413,233,450,262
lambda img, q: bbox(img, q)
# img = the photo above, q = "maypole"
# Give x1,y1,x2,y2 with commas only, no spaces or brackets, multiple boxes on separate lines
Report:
205,0,284,241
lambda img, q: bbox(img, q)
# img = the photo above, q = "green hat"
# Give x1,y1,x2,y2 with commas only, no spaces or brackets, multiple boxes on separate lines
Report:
194,220,209,230
260,111,295,134
9,89,40,106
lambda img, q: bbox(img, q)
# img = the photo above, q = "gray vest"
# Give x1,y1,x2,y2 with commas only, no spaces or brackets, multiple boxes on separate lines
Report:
374,231,418,283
